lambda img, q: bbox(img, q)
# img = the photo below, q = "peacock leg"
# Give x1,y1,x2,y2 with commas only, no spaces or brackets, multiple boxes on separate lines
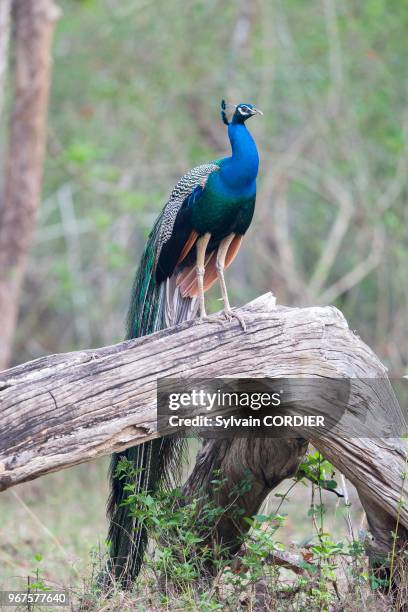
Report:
216,234,246,331
196,232,211,319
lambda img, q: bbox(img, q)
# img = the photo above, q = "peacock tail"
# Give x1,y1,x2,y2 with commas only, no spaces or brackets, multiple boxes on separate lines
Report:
106,164,218,587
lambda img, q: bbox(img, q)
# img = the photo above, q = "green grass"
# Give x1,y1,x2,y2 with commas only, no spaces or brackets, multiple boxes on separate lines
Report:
0,460,109,591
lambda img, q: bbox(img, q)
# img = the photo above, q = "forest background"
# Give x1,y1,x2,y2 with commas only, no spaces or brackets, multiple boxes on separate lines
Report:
0,0,406,592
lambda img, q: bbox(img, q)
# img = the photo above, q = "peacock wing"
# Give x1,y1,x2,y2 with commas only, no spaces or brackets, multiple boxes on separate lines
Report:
127,163,219,337
155,162,219,282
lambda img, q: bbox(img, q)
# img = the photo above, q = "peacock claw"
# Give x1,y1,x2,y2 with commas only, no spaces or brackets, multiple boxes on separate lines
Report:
216,309,247,331
196,311,246,331
197,314,224,326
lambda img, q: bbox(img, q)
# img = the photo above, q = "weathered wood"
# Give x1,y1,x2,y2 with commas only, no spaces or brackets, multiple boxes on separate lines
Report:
0,293,406,561
181,436,309,557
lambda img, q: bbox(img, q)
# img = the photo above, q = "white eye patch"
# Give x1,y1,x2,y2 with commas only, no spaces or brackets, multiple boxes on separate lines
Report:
238,106,250,115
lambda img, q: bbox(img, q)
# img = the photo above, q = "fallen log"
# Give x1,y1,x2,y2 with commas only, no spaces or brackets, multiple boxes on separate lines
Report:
0,292,406,564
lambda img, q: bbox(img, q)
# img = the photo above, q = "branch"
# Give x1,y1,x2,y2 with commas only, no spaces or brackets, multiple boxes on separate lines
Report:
290,163,355,297
323,0,343,116
317,227,385,304
0,294,406,542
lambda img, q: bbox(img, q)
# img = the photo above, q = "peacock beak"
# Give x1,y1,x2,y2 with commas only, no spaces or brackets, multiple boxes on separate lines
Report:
251,107,263,116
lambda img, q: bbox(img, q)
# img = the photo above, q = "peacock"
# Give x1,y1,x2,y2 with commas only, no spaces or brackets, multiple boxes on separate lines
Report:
106,100,262,587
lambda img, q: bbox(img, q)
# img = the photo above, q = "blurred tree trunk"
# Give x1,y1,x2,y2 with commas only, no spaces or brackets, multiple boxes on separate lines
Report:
0,0,11,120
0,0,59,370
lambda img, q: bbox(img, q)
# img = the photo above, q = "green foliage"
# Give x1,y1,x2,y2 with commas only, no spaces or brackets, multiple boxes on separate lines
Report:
30,555,53,592
2,454,402,610
297,451,338,492
102,456,393,610
115,459,231,589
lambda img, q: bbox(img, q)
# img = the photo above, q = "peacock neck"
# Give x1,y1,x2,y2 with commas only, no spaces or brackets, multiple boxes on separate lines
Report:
221,123,259,189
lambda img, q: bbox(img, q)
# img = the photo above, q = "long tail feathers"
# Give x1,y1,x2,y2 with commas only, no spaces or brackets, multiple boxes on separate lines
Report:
106,436,186,587
105,220,197,588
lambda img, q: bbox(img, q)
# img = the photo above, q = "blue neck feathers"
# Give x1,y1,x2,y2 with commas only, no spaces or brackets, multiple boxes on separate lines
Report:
220,123,259,188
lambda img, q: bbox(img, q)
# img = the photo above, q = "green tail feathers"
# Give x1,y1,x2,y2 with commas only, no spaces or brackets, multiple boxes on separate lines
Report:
105,218,194,587
126,216,165,339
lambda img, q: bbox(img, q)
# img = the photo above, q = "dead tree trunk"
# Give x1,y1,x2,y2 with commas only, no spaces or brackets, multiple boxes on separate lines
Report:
181,437,309,557
0,294,406,567
0,0,59,370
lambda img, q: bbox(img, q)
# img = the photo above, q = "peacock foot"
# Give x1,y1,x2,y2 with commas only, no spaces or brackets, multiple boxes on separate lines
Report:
196,310,246,331
220,308,247,331
196,314,224,327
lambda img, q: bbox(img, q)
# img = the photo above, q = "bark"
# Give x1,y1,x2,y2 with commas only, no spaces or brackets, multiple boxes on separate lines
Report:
182,437,308,556
0,0,60,369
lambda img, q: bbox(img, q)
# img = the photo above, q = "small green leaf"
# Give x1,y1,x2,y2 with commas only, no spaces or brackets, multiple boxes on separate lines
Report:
252,514,271,523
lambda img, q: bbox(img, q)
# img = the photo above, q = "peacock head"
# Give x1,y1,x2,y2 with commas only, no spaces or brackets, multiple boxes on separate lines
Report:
221,100,263,126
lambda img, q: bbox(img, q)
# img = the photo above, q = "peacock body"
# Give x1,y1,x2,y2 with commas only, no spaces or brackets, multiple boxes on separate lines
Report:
106,100,262,587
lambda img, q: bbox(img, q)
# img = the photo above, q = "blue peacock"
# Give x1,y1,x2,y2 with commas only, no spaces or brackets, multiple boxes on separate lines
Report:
107,100,262,586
